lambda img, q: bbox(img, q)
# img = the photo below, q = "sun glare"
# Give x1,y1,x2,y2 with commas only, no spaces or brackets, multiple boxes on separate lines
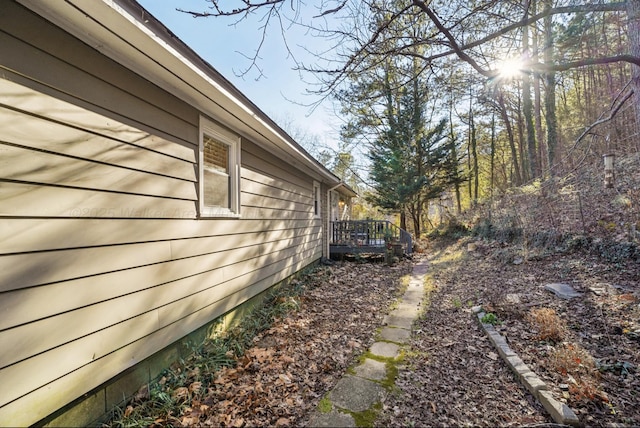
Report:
497,58,522,79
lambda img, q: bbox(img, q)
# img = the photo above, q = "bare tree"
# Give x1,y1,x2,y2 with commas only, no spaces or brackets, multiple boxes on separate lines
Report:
180,0,640,195
180,0,640,125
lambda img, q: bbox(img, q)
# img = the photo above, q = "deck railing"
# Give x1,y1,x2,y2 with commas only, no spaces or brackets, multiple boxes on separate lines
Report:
330,220,412,255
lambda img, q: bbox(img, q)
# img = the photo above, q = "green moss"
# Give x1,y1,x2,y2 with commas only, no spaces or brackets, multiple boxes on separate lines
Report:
397,348,430,371
349,402,383,427
399,274,411,293
383,361,399,388
357,350,396,365
318,395,332,414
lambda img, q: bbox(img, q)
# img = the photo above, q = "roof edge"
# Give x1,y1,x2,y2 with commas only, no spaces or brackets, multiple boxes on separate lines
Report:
18,0,341,185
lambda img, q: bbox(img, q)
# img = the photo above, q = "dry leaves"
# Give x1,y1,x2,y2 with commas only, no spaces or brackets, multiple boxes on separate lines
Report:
108,260,411,427
378,238,639,427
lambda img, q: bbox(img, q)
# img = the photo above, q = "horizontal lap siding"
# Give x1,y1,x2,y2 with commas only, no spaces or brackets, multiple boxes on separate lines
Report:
0,3,322,426
0,247,317,425
0,218,316,254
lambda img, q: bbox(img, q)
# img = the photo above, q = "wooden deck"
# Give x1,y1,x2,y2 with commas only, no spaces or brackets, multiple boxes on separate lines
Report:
329,220,412,255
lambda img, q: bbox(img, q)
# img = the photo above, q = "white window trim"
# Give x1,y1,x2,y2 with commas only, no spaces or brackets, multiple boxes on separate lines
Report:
313,181,321,219
199,117,241,218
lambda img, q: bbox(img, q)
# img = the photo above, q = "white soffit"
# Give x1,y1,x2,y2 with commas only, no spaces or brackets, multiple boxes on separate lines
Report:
17,0,339,184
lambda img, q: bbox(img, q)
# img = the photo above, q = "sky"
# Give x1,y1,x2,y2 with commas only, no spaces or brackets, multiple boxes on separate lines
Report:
137,0,343,153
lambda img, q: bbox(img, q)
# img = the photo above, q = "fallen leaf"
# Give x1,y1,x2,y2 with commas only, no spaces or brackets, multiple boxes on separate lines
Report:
275,417,290,426
180,416,197,426
281,355,295,364
278,373,292,384
134,384,149,402
172,387,189,402
123,405,134,418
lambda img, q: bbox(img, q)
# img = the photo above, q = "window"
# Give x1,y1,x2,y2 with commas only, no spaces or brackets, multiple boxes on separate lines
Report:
199,117,240,217
313,181,321,218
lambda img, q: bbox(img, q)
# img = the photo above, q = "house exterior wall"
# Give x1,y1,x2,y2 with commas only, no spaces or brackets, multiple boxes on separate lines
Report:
0,2,324,426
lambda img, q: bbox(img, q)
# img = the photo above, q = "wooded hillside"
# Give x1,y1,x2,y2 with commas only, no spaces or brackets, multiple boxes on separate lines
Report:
180,0,640,243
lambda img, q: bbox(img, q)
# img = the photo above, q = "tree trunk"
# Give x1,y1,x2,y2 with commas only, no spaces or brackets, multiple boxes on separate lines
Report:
490,113,496,198
627,0,640,129
468,90,479,205
471,112,479,204
522,7,537,180
497,91,522,186
532,0,545,176
515,84,528,182
543,0,558,173
412,201,421,239
467,119,473,201
449,105,462,213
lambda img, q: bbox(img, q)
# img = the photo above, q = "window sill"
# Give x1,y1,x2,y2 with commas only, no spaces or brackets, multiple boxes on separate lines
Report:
200,207,241,219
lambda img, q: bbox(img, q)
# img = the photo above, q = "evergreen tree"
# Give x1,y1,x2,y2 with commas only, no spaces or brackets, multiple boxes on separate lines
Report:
365,63,450,238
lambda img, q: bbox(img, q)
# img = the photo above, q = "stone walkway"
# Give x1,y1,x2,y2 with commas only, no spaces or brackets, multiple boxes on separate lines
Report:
306,259,429,427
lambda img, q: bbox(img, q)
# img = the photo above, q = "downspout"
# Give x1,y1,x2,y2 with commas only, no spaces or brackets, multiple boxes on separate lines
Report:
325,183,343,259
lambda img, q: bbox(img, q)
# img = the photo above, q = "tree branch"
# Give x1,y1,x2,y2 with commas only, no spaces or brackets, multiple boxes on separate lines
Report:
411,0,493,77
178,0,286,18
423,2,628,64
529,55,640,72
575,81,634,144
314,1,348,18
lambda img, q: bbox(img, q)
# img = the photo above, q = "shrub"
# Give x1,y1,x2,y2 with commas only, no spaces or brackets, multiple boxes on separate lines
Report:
595,241,640,262
428,217,470,240
481,312,500,325
550,343,605,402
550,343,596,377
565,234,590,251
472,218,494,239
526,308,565,342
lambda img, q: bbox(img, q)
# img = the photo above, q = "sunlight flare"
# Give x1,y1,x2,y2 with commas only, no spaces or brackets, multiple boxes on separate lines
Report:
497,57,523,79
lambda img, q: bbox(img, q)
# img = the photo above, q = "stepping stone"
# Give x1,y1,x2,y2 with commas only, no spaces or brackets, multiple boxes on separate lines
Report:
589,283,609,296
307,410,355,427
505,293,521,304
329,375,386,412
412,262,429,276
402,290,424,305
370,341,400,358
354,358,387,381
544,283,583,300
379,327,411,343
383,314,414,329
392,302,420,317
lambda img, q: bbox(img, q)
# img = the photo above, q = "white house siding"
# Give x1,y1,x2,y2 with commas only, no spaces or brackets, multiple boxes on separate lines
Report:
0,2,323,426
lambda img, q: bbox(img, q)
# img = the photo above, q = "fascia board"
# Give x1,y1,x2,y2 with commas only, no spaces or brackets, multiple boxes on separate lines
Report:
17,0,340,184
338,183,358,198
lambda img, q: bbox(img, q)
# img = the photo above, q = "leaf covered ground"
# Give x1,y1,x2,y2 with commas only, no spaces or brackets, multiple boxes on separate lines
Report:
109,236,639,427
107,260,412,427
378,238,640,427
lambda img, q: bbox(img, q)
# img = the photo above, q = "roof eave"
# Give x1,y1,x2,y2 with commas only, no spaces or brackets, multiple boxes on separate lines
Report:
17,0,341,184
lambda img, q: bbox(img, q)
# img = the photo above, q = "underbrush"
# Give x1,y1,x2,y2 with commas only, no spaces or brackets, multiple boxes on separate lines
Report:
426,232,626,406
464,216,640,264
105,266,327,427
425,217,470,242
525,308,607,404
526,308,565,343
